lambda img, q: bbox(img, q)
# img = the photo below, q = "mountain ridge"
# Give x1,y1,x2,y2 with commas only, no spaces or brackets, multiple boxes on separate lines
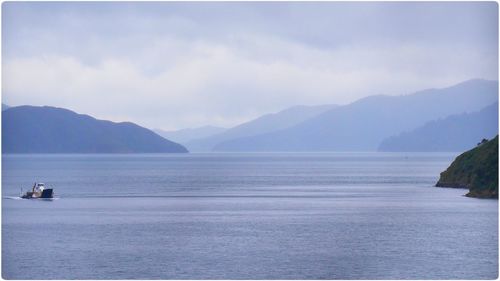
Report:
213,79,499,152
378,102,499,152
2,105,188,153
154,125,226,144
186,104,338,151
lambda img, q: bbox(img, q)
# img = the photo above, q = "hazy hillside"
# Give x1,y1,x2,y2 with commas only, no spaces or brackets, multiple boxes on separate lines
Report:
2,106,188,153
154,126,226,144
436,135,498,198
213,79,498,152
186,104,337,151
379,102,498,152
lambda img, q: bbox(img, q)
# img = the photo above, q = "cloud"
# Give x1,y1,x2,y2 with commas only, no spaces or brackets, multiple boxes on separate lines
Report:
4,32,497,130
2,2,498,129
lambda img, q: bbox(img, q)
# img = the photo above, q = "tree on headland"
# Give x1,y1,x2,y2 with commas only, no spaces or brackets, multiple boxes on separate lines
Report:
477,138,489,146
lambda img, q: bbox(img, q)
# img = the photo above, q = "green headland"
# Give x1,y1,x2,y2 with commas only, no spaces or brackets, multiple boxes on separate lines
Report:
436,135,498,198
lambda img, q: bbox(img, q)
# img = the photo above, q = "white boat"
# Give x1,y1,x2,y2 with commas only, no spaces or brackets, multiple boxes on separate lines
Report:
20,183,54,199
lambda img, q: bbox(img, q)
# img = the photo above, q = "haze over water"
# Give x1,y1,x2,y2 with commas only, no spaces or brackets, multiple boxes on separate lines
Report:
2,153,498,279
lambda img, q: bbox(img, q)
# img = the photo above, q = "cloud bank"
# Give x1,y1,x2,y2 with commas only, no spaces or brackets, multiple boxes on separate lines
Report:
2,2,498,129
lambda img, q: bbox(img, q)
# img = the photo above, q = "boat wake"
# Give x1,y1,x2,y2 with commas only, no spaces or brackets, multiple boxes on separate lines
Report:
4,196,23,200
3,196,60,201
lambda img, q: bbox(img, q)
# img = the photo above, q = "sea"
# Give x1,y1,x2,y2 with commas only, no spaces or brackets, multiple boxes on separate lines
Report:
2,153,498,279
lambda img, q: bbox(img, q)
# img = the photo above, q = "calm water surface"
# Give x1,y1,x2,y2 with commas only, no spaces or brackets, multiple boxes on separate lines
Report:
2,153,498,279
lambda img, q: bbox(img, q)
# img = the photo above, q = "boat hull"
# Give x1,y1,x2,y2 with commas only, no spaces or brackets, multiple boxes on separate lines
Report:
41,189,53,198
21,189,54,199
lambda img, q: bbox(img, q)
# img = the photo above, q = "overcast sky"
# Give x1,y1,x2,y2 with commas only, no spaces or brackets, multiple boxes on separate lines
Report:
2,2,498,130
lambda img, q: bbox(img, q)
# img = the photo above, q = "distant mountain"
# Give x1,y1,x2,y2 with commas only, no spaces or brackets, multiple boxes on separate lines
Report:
186,104,337,151
2,103,9,111
436,135,498,198
154,126,226,144
378,102,499,152
213,79,498,152
2,106,188,153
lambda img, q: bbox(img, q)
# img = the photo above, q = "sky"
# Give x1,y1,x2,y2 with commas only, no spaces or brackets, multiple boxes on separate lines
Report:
2,2,498,130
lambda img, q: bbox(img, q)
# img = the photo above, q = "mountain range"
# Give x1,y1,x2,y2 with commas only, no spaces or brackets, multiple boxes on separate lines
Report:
378,102,499,152
209,79,498,152
2,106,188,153
154,126,226,145
3,79,498,153
185,104,337,151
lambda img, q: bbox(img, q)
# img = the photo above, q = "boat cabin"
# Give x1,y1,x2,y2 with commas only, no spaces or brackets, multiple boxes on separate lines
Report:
33,183,45,193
